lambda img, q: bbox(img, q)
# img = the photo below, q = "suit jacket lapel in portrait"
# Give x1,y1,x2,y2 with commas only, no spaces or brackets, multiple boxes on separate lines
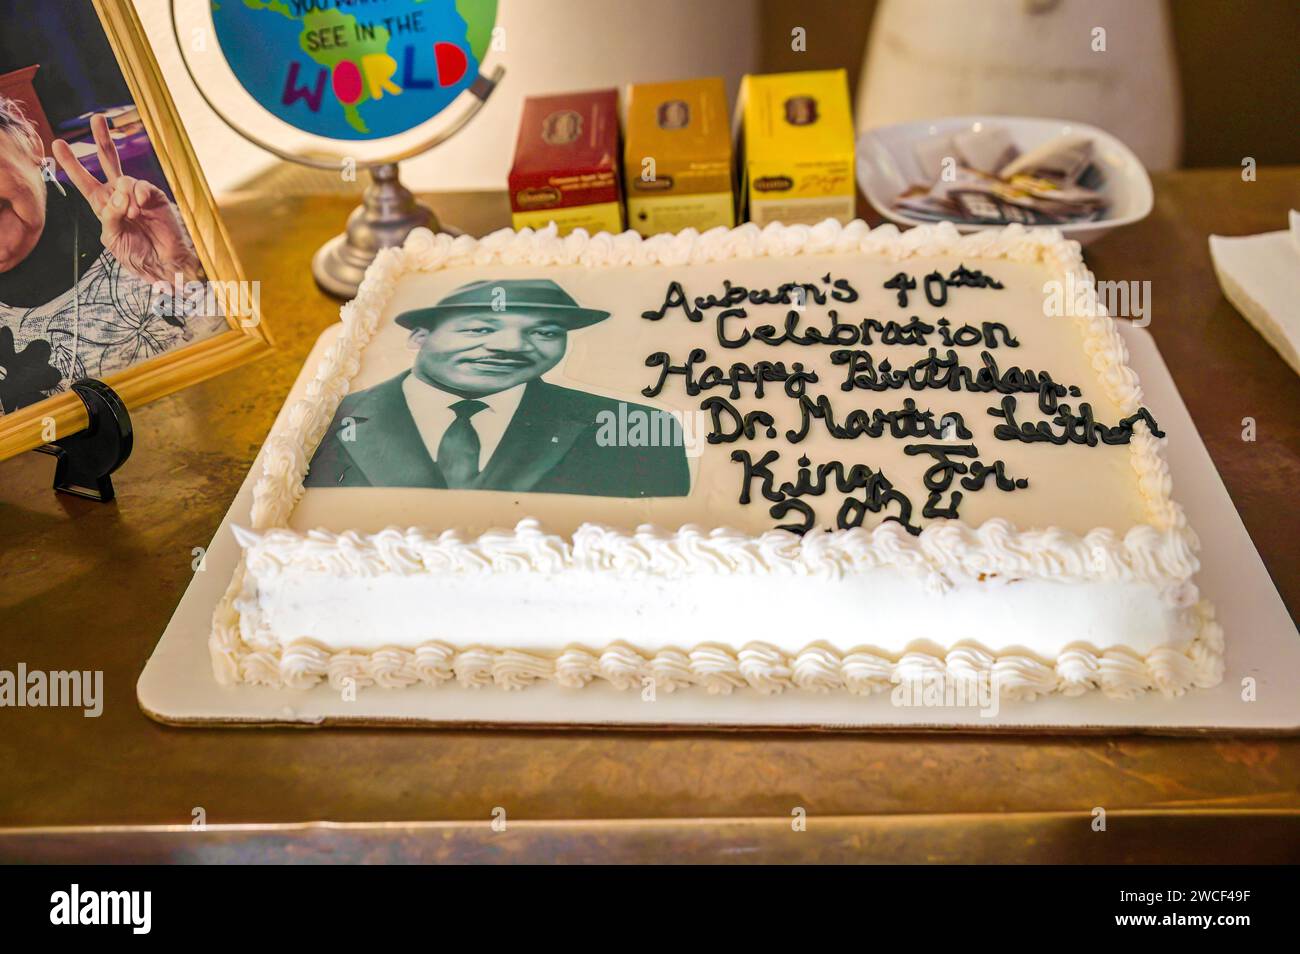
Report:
475,381,587,492
346,372,447,488
322,376,611,493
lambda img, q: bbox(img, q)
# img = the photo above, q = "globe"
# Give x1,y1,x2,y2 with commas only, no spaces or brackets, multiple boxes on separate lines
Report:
210,0,497,142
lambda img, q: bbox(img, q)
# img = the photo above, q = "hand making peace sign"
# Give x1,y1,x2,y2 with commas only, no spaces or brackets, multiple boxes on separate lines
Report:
52,113,200,285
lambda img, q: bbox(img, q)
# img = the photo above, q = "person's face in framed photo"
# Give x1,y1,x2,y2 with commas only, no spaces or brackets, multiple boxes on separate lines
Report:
0,119,45,274
409,311,567,396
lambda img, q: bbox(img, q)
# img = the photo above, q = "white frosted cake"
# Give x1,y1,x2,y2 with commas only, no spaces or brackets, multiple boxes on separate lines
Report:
211,219,1222,699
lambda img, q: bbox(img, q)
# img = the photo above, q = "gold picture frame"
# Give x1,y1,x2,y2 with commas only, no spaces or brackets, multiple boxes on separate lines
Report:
0,0,272,461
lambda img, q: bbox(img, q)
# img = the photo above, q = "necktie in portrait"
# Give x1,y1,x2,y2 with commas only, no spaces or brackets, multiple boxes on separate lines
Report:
436,398,487,487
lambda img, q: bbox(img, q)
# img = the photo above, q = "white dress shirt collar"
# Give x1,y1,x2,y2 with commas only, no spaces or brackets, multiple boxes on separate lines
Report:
401,372,526,473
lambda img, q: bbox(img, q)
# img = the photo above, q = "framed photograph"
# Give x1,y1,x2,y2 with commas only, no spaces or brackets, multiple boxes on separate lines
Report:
0,0,271,461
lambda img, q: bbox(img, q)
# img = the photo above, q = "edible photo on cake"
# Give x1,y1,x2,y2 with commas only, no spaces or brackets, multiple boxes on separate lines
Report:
305,278,691,497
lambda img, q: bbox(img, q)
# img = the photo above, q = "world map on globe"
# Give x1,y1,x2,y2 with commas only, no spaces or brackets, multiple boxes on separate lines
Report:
211,0,496,141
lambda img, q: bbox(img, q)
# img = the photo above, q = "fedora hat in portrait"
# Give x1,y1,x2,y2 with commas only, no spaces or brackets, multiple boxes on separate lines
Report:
395,279,611,332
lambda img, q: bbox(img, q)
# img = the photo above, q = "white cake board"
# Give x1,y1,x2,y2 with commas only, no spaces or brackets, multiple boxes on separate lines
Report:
138,324,1300,733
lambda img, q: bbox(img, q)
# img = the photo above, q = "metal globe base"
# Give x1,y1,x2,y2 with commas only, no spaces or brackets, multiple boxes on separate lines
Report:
311,162,457,299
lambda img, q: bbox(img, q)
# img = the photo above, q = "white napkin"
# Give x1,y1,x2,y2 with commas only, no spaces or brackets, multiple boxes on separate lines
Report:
1209,211,1300,376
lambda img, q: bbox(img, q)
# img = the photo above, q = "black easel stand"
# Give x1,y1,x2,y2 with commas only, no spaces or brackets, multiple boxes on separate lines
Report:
34,378,133,502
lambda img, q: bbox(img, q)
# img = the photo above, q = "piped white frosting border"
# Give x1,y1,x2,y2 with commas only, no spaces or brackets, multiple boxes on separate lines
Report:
210,219,1218,697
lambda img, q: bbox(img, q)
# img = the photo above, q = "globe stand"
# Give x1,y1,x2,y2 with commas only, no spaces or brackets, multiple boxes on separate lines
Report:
171,2,504,300
311,163,453,299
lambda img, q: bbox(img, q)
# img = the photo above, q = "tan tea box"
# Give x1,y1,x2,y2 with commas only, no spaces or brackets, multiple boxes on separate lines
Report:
509,89,624,235
623,77,734,236
736,69,855,226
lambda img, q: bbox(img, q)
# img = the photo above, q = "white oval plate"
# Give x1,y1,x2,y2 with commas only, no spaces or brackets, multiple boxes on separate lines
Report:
857,115,1153,245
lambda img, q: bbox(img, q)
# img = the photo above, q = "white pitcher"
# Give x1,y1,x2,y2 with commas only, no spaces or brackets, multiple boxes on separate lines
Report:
856,0,1181,170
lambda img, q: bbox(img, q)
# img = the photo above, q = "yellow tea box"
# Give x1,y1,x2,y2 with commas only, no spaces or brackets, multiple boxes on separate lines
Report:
623,77,734,236
736,69,855,226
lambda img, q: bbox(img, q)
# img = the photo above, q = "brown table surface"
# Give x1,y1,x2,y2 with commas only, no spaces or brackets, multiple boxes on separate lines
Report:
2,169,1298,863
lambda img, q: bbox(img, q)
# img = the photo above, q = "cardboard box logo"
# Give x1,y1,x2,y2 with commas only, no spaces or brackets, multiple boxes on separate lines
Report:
540,109,583,145
784,95,818,126
657,99,691,130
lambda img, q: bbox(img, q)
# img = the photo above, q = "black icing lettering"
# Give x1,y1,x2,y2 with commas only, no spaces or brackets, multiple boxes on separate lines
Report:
770,498,815,535
716,308,750,348
642,281,703,322
635,269,1152,538
731,449,783,503
701,396,775,444
988,396,1166,445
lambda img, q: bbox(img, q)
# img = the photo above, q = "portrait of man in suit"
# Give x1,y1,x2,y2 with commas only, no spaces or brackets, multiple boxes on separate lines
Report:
304,278,691,497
